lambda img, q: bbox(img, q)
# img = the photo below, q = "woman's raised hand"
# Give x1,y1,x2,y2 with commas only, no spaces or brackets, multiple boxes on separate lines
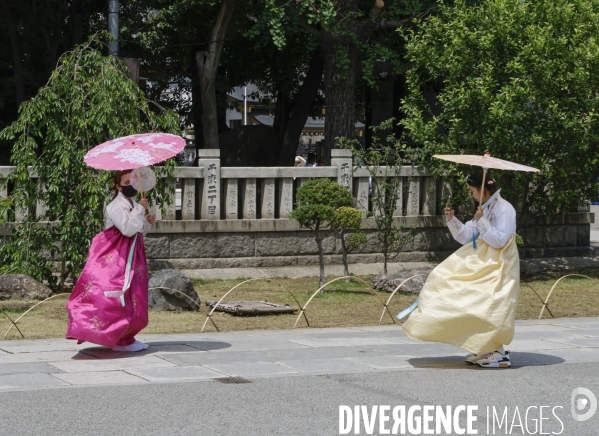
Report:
138,198,149,210
444,201,454,221
146,214,156,225
474,206,484,221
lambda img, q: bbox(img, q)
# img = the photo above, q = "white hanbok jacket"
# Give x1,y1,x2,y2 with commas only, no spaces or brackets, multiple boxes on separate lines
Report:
446,191,517,248
105,192,151,237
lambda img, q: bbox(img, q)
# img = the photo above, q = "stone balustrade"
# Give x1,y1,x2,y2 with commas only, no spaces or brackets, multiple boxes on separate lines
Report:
0,150,593,269
0,149,448,223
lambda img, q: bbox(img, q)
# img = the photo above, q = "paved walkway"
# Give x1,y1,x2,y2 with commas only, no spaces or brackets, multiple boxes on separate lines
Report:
1,318,599,435
0,317,598,392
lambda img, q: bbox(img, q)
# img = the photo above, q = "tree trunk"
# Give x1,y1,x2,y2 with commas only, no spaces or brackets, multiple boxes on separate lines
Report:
321,35,360,165
315,234,326,288
70,0,90,45
278,54,324,165
2,0,26,107
195,0,237,149
340,230,350,282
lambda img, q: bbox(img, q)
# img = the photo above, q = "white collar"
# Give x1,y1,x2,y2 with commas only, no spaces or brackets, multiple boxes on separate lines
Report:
117,191,135,207
482,189,501,210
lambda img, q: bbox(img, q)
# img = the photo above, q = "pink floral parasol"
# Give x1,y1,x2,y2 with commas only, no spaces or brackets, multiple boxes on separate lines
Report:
84,133,185,170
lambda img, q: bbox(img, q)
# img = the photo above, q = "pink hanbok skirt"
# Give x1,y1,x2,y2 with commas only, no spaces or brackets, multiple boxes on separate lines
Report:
66,227,149,347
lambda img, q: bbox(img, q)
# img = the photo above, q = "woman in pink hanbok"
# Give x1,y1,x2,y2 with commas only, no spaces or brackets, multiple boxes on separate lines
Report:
66,170,156,352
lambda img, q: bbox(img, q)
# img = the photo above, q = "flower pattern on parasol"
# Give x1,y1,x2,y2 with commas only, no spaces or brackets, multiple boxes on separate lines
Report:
84,133,185,170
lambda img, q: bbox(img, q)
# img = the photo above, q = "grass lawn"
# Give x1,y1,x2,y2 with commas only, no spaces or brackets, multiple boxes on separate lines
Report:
1,269,599,341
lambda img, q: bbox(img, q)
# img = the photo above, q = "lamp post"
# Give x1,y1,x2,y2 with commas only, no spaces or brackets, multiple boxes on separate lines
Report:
108,0,119,56
244,86,247,125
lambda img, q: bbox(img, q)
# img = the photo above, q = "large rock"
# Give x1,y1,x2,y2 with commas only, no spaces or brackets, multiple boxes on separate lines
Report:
0,274,53,300
371,269,433,294
148,269,201,311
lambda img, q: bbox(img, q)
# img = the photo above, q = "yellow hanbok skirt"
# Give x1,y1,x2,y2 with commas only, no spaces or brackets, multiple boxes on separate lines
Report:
402,234,520,355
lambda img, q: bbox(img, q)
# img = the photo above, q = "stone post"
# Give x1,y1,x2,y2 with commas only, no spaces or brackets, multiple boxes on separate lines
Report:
163,179,177,220
355,177,370,215
278,178,293,218
407,176,421,216
243,178,257,219
331,149,353,191
422,176,436,215
0,172,7,223
225,179,239,219
372,178,386,217
261,178,276,219
199,149,221,219
181,177,196,220
393,177,404,217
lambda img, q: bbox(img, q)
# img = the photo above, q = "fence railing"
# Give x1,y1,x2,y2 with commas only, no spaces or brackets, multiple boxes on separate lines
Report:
0,149,451,223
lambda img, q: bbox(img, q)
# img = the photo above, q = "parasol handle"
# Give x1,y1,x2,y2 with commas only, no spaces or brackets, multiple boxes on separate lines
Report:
136,168,145,199
479,168,487,205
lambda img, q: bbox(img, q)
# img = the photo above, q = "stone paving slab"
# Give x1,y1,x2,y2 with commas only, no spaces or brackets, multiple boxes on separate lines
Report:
286,337,398,348
158,350,280,366
513,348,599,364
264,346,385,361
47,355,177,373
540,337,599,348
127,366,225,382
542,317,599,325
200,340,308,352
345,325,406,332
203,362,299,378
277,330,407,340
0,373,68,389
508,339,579,350
346,354,416,369
274,357,375,374
357,343,467,356
0,318,597,392
52,371,147,385
0,351,97,364
514,324,583,333
511,330,588,340
0,362,63,376
0,340,87,354
80,344,204,358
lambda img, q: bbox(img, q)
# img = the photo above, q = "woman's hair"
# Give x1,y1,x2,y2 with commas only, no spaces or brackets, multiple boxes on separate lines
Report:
466,168,497,194
112,169,133,200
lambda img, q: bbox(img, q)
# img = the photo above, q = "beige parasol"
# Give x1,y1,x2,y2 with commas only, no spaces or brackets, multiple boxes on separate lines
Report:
433,152,540,204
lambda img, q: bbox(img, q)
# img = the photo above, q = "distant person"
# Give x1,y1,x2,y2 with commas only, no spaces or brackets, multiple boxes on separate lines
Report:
294,156,306,167
305,153,317,167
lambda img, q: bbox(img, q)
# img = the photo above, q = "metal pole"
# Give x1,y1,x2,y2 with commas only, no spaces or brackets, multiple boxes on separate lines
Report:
244,86,247,125
108,0,119,56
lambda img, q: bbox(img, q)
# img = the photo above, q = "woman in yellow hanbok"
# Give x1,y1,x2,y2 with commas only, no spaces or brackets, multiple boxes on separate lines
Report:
402,170,519,368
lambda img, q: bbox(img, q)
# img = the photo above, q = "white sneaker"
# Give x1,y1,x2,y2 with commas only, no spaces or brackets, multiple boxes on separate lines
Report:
465,352,492,364
112,341,146,352
476,350,511,368
134,340,149,350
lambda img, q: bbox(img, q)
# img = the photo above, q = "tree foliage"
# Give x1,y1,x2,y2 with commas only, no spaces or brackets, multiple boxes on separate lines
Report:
346,126,418,274
290,178,355,286
335,206,367,277
0,34,179,289
401,0,599,222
